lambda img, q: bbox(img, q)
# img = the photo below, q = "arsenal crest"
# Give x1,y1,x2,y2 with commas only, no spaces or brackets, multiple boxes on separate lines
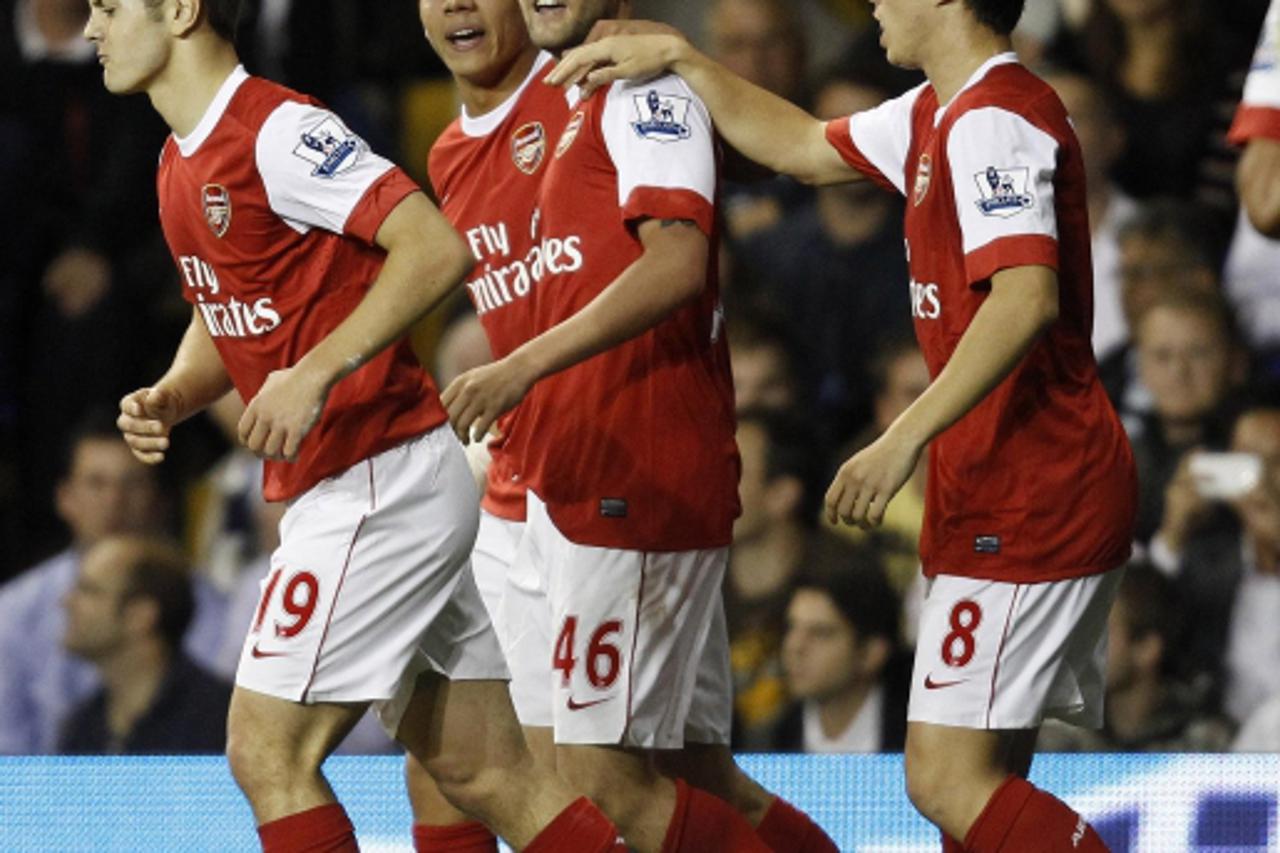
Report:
555,111,585,160
202,184,232,237
913,154,932,207
512,121,547,175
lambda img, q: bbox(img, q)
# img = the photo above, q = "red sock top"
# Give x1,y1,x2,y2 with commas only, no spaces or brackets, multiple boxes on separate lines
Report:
756,797,838,853
524,797,626,853
258,803,357,853
412,820,497,853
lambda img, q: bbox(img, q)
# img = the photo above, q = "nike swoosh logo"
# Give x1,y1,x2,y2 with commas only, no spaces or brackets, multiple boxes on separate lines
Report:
251,643,288,659
924,674,965,690
566,696,613,711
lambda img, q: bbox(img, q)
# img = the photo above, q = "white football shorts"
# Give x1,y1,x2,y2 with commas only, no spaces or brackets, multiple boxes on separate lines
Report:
908,568,1124,730
234,425,509,739
502,491,732,748
471,510,524,645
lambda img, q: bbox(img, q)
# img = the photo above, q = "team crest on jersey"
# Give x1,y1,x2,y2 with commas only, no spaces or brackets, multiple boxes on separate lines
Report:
555,111,585,159
973,166,1034,217
913,154,932,206
201,183,232,237
631,89,692,142
512,121,547,175
293,116,365,178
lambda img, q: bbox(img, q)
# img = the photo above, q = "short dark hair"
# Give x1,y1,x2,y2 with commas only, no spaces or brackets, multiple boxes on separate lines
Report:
145,0,243,44
963,0,1024,36
60,408,131,481
794,556,901,645
1118,198,1228,276
737,407,824,522
119,537,195,650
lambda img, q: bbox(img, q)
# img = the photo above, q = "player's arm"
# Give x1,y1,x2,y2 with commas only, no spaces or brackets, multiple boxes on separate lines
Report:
117,309,235,464
1238,136,1280,237
442,218,707,441
239,192,473,460
548,33,857,186
827,265,1059,528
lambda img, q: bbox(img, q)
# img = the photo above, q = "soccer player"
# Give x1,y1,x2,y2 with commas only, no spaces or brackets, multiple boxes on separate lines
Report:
548,0,1137,850
443,1,836,851
87,1,623,851
1232,0,1280,238
409,0,568,849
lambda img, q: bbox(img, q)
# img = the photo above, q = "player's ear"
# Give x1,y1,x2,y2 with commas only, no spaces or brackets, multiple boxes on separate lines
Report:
170,0,202,38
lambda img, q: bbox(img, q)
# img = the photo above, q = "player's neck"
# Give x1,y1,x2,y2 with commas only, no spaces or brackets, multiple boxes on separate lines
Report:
922,28,1014,108
459,47,541,117
147,40,241,139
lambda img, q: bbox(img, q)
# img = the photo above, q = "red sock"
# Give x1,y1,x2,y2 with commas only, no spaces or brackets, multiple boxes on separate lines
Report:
258,803,358,853
524,797,626,853
412,821,497,852
662,779,773,852
942,831,966,851
756,796,837,852
965,776,1108,852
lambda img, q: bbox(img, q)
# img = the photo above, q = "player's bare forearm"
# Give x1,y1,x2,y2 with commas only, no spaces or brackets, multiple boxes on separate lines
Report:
514,218,706,381
891,265,1059,450
293,192,473,390
442,219,707,441
826,266,1058,528
1238,137,1280,237
549,35,856,186
239,192,472,459
118,310,233,464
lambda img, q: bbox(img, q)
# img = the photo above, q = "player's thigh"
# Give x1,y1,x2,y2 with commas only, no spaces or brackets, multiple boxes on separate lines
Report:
394,670,528,780
908,569,1122,730
471,511,523,630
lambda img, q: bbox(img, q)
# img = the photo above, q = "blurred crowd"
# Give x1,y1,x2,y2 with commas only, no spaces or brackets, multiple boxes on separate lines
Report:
3,0,1280,757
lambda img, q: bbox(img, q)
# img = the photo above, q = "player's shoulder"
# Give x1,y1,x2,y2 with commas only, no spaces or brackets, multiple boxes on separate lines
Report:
224,74,318,135
954,62,1066,126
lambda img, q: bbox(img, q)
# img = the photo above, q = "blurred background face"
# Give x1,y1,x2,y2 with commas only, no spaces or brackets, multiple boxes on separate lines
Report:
62,539,134,662
782,588,860,701
421,0,532,87
519,0,622,53
706,0,803,100
56,438,161,548
1230,411,1280,544
1136,306,1233,424
874,348,930,433
813,79,888,210
1118,236,1215,328
732,343,796,413
1045,73,1123,192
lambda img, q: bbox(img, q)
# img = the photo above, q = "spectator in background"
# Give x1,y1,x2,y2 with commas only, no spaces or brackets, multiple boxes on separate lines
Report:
1098,199,1226,414
1149,403,1280,724
1039,564,1234,752
1,0,172,575
727,309,803,416
1048,0,1253,210
769,562,909,754
0,412,225,754
704,0,812,242
1234,691,1280,751
1041,67,1134,362
1126,289,1246,543
735,58,913,436
728,408,862,748
59,535,232,754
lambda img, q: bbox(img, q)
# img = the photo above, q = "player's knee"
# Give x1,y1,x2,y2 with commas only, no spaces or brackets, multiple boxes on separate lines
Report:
226,727,324,799
421,750,507,816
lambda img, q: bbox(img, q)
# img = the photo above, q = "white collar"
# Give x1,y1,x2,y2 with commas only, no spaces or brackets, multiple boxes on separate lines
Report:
174,65,250,157
460,52,555,137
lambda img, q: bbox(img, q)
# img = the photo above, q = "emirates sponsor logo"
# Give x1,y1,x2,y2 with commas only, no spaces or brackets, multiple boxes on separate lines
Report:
179,254,282,338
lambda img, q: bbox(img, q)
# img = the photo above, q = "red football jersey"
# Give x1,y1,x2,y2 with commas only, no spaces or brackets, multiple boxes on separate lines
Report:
1229,0,1280,144
825,55,1136,582
516,75,740,551
156,67,446,502
429,53,569,521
